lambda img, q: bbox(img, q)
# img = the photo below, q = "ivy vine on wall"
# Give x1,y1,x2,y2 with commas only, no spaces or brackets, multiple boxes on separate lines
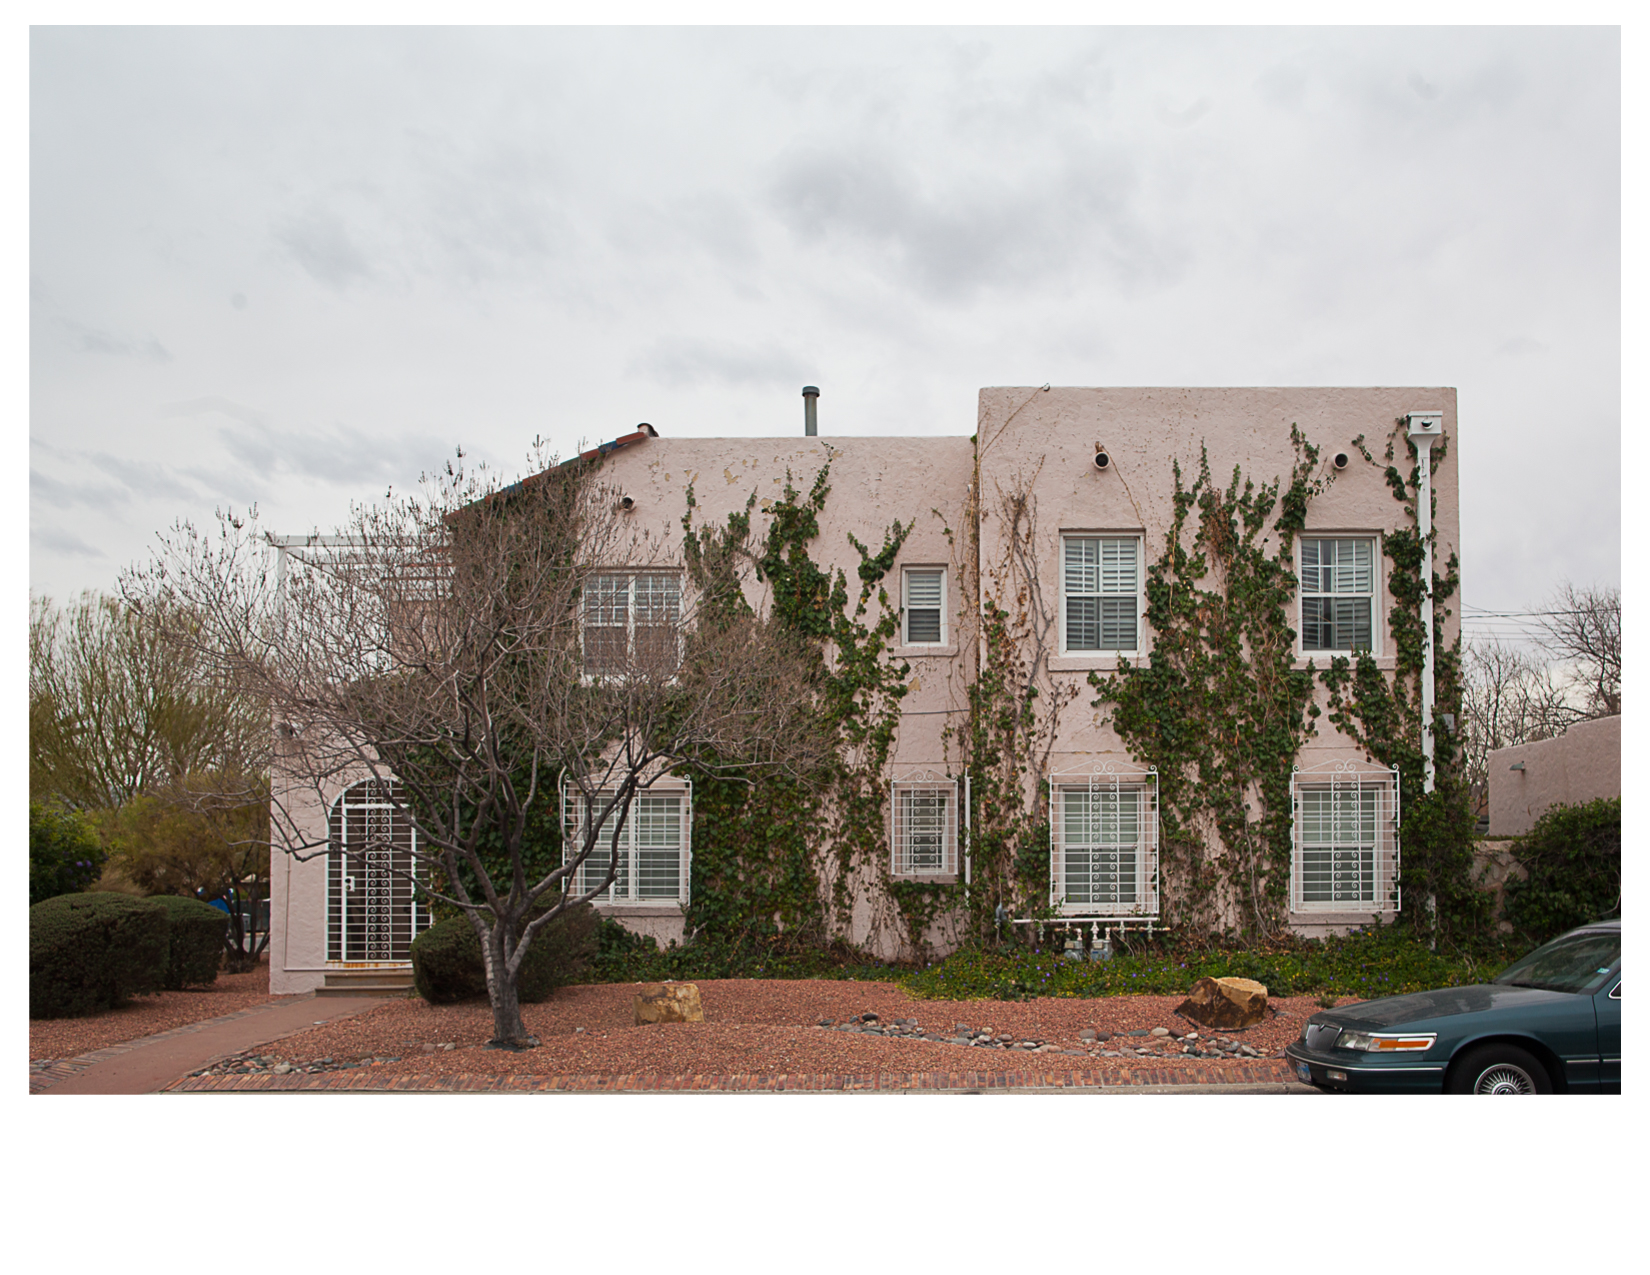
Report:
1088,429,1325,939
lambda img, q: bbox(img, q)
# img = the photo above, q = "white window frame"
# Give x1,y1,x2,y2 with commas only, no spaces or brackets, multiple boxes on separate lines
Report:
1059,534,1144,656
901,567,947,647
1048,763,1159,918
889,772,966,877
1297,536,1380,656
561,780,693,906
1290,760,1400,914
580,571,683,677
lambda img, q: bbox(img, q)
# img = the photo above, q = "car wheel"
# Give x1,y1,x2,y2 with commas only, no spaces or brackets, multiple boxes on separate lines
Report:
1447,1045,1552,1094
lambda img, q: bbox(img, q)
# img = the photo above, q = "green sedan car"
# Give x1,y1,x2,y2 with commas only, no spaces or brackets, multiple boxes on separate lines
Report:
1285,920,1620,1093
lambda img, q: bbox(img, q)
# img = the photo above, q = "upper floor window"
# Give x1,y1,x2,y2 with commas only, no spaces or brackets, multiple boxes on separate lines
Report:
1062,536,1141,653
582,572,681,675
902,568,946,646
1299,538,1375,653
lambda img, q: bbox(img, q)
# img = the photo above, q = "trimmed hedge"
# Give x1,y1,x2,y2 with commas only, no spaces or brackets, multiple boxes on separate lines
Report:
411,902,599,1005
31,892,170,1019
150,895,229,989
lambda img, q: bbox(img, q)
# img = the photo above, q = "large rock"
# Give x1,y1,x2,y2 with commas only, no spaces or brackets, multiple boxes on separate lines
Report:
1175,976,1269,1030
634,982,705,1025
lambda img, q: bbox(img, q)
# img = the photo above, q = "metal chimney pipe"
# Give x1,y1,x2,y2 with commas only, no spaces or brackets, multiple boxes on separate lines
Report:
802,385,819,436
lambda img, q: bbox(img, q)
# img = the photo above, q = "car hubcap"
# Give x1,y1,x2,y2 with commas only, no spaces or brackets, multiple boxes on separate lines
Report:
1474,1065,1536,1094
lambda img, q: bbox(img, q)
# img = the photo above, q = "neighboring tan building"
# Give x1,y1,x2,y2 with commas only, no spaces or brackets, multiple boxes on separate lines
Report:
268,386,1460,992
1487,715,1621,837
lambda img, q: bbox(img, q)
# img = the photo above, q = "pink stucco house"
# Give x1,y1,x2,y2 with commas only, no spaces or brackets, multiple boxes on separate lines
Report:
268,386,1460,993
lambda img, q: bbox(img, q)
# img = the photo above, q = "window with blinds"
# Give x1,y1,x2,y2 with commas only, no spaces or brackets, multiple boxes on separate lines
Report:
903,568,945,645
1058,787,1142,906
1299,538,1375,653
1062,536,1140,652
563,787,690,904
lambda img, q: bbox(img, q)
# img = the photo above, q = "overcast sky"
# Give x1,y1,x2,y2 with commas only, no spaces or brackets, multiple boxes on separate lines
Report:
29,25,1620,639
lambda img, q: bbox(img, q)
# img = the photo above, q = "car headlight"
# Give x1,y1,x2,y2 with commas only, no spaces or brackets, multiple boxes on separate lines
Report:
1335,1031,1436,1053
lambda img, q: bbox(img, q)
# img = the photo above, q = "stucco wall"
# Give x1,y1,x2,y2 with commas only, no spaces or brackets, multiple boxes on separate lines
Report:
978,387,1459,933
1487,715,1620,836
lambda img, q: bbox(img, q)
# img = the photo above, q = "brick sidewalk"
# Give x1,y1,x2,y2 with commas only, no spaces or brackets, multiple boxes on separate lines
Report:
31,1003,301,1094
165,1059,1310,1093
31,994,393,1095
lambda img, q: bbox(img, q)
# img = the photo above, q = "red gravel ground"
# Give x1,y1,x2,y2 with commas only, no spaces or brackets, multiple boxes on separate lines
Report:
204,979,1343,1081
29,960,275,1062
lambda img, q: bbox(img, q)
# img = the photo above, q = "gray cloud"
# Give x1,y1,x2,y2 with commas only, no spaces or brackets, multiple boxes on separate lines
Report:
768,142,1169,301
60,319,171,363
31,467,130,510
32,525,107,558
274,210,376,288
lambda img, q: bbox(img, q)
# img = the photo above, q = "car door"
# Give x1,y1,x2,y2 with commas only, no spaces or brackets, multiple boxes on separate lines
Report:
1594,976,1620,1094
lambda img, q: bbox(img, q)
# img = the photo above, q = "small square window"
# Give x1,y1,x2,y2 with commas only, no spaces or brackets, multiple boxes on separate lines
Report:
1061,536,1141,653
1299,538,1375,653
582,572,682,674
902,568,946,646
890,780,958,876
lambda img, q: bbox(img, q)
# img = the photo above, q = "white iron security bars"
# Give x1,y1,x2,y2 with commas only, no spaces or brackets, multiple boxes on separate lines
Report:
889,772,967,877
1049,763,1160,918
326,778,433,963
1289,759,1401,914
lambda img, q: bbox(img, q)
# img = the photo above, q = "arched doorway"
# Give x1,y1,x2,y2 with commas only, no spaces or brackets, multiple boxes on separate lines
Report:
326,779,432,963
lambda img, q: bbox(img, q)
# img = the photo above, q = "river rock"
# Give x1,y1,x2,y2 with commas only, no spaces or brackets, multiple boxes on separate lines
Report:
1175,977,1269,1029
634,982,705,1025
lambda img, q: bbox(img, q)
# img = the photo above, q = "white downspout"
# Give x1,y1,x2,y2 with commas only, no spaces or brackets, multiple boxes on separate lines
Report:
1404,412,1443,794
1406,411,1443,940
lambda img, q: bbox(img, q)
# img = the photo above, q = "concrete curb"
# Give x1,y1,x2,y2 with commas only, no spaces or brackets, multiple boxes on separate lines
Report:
163,1060,1315,1094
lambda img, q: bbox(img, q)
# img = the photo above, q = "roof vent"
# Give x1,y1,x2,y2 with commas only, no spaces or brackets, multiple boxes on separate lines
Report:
802,386,819,437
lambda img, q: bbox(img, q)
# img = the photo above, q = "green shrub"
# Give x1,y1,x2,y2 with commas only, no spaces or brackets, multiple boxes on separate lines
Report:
30,892,170,1018
149,895,229,989
898,924,1517,1002
30,801,106,906
1503,797,1621,944
411,902,600,1004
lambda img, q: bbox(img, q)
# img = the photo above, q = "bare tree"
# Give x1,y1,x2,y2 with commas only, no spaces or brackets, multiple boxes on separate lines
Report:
125,446,826,1047
30,592,267,810
1461,638,1578,818
1538,582,1621,718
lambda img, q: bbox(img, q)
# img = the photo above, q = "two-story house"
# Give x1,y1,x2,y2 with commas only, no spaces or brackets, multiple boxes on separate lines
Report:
267,386,1459,994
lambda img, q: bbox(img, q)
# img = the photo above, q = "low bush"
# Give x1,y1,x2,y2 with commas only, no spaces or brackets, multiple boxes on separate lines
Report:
149,895,229,989
30,892,169,1018
899,924,1521,1002
588,926,902,984
411,902,600,1004
30,801,106,906
1502,797,1621,944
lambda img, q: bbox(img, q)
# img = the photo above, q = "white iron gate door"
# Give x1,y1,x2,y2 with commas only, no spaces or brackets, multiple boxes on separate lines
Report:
327,780,426,961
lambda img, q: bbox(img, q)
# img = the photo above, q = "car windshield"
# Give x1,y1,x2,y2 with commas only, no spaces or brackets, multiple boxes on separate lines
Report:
1493,930,1620,995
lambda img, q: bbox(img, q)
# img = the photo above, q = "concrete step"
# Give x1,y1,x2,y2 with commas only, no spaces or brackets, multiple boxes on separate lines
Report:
315,970,416,998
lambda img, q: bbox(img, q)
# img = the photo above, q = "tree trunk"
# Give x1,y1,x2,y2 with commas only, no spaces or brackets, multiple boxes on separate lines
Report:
484,928,536,1048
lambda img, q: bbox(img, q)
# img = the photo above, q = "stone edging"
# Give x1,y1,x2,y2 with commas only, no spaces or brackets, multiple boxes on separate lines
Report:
29,995,312,1094
164,1059,1306,1093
